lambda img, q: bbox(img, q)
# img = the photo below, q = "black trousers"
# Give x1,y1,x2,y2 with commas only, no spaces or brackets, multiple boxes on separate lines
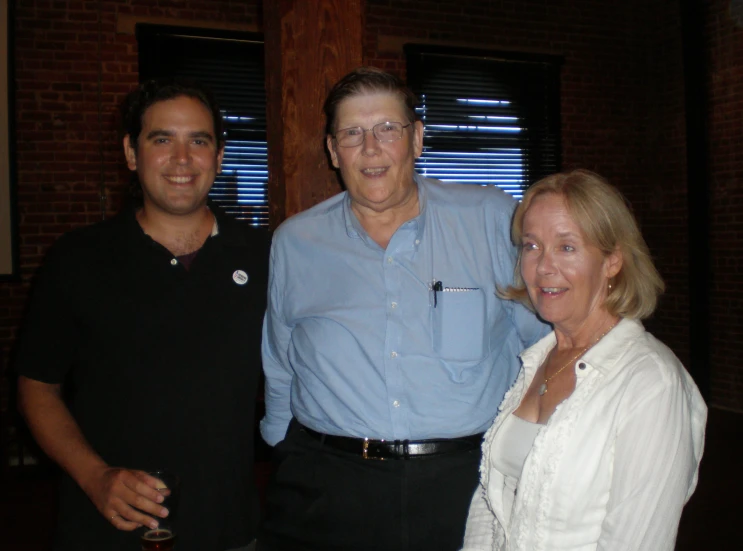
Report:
257,421,481,551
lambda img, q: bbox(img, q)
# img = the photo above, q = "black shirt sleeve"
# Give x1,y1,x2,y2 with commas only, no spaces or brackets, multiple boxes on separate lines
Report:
14,233,84,384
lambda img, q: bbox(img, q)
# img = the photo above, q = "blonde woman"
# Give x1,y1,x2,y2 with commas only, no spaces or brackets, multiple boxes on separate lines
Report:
462,169,706,551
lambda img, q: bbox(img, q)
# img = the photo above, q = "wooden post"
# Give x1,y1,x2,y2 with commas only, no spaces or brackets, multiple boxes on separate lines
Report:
264,0,364,227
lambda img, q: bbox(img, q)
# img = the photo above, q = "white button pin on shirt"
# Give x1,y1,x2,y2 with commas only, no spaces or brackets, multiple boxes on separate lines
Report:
233,270,249,285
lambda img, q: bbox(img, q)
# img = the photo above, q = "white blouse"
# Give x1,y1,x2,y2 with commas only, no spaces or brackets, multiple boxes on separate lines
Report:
461,318,707,551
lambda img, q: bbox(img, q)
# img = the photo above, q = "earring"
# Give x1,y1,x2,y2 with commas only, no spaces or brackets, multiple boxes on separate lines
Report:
608,281,613,291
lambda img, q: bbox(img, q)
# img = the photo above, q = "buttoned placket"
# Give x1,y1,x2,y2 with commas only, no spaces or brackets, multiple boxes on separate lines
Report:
381,219,422,439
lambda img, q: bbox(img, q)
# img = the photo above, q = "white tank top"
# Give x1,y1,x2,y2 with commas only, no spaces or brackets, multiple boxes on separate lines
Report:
490,413,542,479
489,413,542,523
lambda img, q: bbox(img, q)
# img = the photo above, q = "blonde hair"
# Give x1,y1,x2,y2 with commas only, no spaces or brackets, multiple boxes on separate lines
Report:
502,169,665,319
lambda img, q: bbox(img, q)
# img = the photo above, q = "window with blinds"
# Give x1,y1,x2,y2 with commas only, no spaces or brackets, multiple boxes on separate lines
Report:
136,25,268,226
405,46,562,199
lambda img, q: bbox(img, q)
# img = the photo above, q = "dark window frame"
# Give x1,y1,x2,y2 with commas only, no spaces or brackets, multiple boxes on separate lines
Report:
405,44,563,198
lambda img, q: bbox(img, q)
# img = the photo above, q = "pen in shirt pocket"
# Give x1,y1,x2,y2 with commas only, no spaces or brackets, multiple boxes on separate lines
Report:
430,280,443,308
431,281,482,308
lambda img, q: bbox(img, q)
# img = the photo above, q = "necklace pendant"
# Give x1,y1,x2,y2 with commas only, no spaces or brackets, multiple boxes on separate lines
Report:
539,383,547,396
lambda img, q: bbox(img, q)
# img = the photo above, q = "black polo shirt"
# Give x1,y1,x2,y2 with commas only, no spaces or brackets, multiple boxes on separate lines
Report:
15,204,270,551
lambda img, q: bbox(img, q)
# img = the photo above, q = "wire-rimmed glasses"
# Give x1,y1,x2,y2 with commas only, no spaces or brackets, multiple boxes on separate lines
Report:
333,121,412,148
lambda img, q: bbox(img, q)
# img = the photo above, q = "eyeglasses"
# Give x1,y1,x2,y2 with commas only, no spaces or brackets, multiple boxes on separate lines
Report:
333,121,412,148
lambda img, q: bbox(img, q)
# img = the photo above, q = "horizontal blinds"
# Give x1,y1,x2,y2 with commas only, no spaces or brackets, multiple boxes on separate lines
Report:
137,26,268,226
406,48,561,199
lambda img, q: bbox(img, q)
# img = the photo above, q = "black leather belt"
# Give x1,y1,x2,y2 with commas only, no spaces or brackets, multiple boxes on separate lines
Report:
299,424,484,460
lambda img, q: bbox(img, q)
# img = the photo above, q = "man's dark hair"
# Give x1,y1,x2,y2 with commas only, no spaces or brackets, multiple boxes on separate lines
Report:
323,67,419,136
120,77,225,151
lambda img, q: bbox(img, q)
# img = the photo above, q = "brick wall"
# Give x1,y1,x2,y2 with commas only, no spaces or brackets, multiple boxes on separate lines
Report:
1,0,740,414
642,1,690,370
707,0,743,411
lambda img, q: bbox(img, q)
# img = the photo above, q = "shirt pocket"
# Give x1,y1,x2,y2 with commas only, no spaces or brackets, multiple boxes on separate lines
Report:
432,287,488,362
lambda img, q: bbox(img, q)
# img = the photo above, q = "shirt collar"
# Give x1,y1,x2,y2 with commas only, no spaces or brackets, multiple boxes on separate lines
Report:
520,317,645,376
124,201,238,249
412,173,428,242
579,318,645,374
342,173,428,245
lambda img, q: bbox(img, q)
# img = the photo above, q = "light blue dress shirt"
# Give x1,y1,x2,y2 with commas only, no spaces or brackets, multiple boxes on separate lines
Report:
260,174,548,446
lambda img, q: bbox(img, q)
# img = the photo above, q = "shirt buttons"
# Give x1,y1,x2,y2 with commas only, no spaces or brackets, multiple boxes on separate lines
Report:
393,400,400,408
390,351,398,358
578,362,586,370
170,258,178,266
415,239,420,245
387,256,393,264
391,301,398,309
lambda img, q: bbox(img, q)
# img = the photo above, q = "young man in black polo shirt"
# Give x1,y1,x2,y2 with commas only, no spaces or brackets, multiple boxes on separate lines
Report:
15,78,268,551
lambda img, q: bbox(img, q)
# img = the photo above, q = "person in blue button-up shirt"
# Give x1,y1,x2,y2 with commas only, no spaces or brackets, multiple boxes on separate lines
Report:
258,67,547,551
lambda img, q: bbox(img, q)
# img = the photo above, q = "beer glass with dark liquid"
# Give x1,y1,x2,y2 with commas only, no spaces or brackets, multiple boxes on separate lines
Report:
140,470,180,551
